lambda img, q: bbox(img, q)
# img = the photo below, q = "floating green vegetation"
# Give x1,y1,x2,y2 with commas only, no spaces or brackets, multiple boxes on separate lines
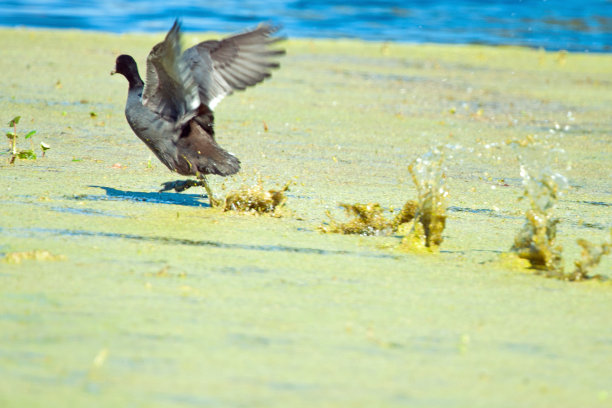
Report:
3,250,66,264
400,148,449,250
5,115,48,163
223,180,291,215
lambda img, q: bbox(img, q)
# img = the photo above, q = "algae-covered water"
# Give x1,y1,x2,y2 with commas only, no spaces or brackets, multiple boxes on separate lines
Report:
0,28,611,407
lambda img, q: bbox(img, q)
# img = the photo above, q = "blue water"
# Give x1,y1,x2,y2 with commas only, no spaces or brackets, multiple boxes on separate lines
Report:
1,0,611,52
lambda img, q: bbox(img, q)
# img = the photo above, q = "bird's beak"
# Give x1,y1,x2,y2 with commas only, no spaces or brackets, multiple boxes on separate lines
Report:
110,69,116,75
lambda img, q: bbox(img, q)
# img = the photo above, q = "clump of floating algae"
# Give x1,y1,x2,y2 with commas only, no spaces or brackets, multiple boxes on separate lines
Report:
400,148,449,250
223,180,291,215
508,141,611,281
395,200,419,226
319,202,417,236
510,169,566,272
320,203,393,236
510,140,568,274
565,236,611,282
3,250,66,264
319,148,447,248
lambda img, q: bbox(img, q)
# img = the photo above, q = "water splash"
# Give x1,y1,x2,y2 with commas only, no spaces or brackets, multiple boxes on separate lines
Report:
510,140,568,272
401,147,449,249
321,148,449,248
509,138,610,280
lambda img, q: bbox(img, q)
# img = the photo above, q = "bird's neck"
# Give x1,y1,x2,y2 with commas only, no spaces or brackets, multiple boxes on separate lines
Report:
123,62,144,90
127,73,144,90
127,84,144,109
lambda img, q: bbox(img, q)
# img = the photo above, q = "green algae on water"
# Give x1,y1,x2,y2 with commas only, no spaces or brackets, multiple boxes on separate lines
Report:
2,29,612,408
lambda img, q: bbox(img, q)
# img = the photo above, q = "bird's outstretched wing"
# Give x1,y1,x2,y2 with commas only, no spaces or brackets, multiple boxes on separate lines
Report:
182,24,285,110
142,20,200,124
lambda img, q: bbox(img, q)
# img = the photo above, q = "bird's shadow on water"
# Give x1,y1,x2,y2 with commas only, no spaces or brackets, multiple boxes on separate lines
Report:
84,185,211,208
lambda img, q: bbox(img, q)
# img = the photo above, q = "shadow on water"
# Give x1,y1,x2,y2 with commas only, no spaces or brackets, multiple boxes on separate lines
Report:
2,227,398,260
447,205,609,230
72,186,211,208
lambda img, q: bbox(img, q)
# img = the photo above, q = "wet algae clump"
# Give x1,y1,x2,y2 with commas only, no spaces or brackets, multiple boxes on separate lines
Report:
511,154,567,274
400,149,449,250
320,149,448,250
568,237,611,282
319,149,448,248
511,206,563,272
223,180,291,215
320,201,417,236
510,155,610,281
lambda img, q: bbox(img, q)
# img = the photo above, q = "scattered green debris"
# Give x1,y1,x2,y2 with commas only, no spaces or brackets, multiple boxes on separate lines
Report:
223,180,291,215
4,250,66,264
145,265,187,278
5,116,47,163
6,116,20,163
40,142,51,157
16,149,36,160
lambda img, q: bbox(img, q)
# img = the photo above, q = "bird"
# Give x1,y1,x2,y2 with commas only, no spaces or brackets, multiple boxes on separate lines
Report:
111,20,284,206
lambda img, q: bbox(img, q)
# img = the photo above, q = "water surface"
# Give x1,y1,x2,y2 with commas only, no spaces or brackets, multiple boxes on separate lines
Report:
1,0,611,51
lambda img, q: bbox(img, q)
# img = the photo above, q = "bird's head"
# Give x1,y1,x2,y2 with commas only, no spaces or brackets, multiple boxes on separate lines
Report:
111,54,137,77
111,55,143,88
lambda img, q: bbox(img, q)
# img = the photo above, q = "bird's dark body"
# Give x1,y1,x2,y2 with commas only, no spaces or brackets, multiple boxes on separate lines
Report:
112,21,283,188
123,85,238,177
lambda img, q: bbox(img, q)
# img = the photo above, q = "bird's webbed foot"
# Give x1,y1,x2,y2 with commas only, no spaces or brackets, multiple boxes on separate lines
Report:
159,179,204,193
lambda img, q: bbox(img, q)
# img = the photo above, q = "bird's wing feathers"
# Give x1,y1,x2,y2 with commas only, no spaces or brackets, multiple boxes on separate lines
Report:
142,20,200,124
183,24,285,110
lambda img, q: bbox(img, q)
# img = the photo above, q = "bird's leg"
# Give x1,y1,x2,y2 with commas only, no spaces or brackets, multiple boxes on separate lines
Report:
197,174,221,207
159,179,203,193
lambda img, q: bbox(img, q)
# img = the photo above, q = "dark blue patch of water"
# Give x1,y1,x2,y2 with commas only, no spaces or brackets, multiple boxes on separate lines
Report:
0,0,610,52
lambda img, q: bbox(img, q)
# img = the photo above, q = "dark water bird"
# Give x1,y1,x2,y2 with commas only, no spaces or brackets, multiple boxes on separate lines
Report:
112,20,284,205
